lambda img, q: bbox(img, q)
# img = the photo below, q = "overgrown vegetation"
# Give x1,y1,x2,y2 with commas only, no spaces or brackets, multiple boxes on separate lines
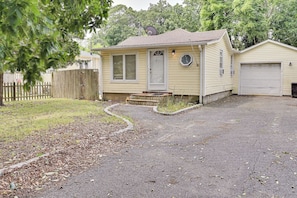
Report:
0,0,112,105
157,96,193,113
0,99,118,141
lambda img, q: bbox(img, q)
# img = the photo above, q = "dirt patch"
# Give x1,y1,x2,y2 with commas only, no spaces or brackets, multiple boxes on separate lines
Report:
0,115,144,197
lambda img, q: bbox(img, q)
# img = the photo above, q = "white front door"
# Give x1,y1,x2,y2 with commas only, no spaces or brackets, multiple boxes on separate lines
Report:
148,49,167,91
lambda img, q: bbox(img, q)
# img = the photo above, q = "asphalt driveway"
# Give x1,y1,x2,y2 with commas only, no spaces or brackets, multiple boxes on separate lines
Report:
38,96,297,198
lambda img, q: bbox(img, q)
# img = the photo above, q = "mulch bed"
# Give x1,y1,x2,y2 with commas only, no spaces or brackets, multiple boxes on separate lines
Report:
0,115,144,197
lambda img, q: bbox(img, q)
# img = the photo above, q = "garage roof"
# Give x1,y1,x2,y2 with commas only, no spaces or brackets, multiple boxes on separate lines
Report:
240,39,297,53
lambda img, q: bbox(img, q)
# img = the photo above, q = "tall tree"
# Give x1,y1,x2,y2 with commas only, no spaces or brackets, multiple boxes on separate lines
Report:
269,0,297,47
232,0,269,49
141,0,174,34
98,4,140,47
0,0,111,105
200,0,233,31
179,0,202,32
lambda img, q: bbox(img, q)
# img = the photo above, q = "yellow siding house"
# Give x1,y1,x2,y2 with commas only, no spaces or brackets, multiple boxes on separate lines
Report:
94,29,234,104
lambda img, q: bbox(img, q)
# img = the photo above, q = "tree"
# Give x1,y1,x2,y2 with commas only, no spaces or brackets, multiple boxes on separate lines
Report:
141,0,174,34
179,0,202,32
269,0,297,47
200,0,233,31
232,0,269,49
95,0,184,47
0,0,111,105
93,4,141,47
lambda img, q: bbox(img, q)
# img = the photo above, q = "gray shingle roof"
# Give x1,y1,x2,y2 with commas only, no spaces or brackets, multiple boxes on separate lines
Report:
96,29,227,50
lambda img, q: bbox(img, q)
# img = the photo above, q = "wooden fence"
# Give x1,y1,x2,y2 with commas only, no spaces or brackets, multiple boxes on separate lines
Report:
3,82,51,101
51,69,99,100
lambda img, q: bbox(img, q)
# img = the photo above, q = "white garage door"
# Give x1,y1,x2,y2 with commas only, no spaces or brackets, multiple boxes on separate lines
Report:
240,63,281,96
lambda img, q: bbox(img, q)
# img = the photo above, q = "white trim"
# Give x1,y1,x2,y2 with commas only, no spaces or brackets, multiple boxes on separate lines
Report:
110,52,138,83
147,49,167,91
207,30,234,52
199,45,206,100
180,54,193,67
98,55,103,100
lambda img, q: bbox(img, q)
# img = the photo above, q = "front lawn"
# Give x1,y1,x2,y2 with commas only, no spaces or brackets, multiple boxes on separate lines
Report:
0,99,111,141
0,99,137,197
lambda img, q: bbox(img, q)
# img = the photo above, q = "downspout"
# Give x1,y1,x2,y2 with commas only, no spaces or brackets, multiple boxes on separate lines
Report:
198,45,205,104
98,54,103,100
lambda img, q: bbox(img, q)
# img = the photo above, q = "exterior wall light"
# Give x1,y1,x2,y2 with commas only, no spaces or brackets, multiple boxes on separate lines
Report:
172,49,175,55
289,62,292,66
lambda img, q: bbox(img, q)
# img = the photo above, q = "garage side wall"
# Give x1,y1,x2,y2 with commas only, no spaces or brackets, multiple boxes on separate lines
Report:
234,42,297,96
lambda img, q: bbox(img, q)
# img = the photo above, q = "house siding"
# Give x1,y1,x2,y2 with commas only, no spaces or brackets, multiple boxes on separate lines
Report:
101,46,200,96
204,36,233,96
234,42,297,95
167,46,200,96
101,49,147,94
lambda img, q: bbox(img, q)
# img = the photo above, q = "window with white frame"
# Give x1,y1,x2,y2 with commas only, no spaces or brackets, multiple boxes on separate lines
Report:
112,54,136,80
230,55,235,77
219,49,224,76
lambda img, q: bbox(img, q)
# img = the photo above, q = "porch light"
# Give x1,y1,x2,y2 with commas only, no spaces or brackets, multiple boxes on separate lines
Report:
171,49,175,55
289,62,292,66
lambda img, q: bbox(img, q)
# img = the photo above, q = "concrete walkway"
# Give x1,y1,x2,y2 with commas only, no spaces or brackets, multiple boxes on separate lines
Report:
38,96,297,198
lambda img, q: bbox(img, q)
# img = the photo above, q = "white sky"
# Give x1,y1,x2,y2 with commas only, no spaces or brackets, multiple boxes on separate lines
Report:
112,0,184,10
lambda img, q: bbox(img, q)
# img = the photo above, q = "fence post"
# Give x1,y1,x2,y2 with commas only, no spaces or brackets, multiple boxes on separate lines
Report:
13,82,16,101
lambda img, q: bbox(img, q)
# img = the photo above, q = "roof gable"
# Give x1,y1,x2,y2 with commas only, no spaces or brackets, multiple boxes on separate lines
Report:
97,29,229,50
240,40,297,54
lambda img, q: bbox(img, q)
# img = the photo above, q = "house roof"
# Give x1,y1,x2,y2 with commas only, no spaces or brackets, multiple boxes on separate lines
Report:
94,29,229,51
240,39,297,53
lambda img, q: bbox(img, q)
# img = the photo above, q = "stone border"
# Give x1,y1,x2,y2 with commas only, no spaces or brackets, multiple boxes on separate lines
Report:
104,103,134,136
0,153,50,177
153,104,203,116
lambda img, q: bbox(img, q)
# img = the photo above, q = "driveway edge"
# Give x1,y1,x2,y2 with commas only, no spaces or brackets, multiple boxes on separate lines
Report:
153,104,203,116
104,103,134,136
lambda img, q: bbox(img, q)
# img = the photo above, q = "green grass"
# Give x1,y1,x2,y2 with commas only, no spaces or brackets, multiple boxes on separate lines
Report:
157,96,192,113
0,99,111,141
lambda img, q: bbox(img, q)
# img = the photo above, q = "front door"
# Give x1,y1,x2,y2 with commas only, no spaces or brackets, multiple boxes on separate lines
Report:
148,49,167,91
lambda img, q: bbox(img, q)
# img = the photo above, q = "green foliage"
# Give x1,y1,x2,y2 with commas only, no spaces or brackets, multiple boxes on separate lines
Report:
231,0,269,49
200,0,233,31
95,0,190,46
157,96,192,113
94,4,141,47
0,0,111,90
269,0,297,47
199,0,297,49
94,0,297,50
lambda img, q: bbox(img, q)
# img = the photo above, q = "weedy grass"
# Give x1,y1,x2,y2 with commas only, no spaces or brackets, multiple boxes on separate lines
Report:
0,99,118,142
157,96,193,113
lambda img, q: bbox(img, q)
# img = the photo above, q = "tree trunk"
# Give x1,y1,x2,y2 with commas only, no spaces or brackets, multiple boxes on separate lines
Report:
0,72,3,106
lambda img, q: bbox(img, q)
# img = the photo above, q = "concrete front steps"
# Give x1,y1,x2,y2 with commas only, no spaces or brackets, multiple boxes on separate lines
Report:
126,92,172,106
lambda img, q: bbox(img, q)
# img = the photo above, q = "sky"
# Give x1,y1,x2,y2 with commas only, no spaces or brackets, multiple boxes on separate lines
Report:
112,0,184,11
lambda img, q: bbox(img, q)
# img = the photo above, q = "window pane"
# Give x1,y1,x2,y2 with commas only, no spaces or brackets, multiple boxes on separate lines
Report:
113,55,123,80
125,55,136,80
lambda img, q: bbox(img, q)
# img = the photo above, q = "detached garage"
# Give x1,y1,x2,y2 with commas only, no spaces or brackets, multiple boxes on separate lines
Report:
233,40,297,97
240,63,281,96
